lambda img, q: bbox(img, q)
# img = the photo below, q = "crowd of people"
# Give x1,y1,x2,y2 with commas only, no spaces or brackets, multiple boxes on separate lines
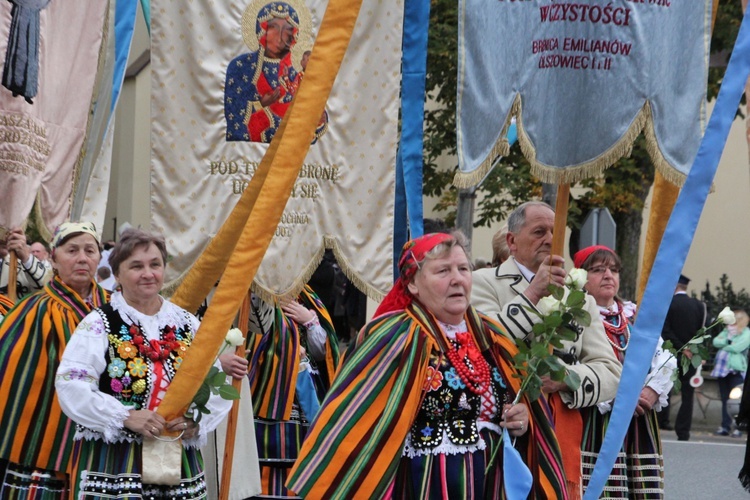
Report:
0,203,747,499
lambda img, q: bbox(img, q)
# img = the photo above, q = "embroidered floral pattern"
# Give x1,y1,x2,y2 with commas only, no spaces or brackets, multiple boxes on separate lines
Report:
445,367,466,390
117,341,137,359
423,366,444,391
107,358,126,378
408,349,512,452
97,306,194,410
127,358,147,377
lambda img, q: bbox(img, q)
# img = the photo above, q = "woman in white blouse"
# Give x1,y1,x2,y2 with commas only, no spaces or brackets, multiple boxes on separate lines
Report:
56,229,234,499
574,245,675,499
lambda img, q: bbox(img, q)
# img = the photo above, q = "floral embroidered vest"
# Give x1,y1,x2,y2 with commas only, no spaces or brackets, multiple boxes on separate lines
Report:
95,303,195,410
406,347,511,454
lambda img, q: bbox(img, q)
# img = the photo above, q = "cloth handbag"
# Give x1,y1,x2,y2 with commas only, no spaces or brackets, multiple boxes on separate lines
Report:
141,435,183,486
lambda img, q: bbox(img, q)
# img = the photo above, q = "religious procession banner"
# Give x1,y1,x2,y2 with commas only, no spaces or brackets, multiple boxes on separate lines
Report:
455,0,712,188
151,0,401,300
0,0,109,236
74,0,139,232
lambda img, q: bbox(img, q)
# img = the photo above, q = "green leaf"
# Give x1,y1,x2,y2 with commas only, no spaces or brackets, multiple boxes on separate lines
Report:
207,366,219,378
531,343,550,358
544,314,563,329
556,327,578,342
564,370,581,391
673,378,682,392
565,290,586,308
691,356,703,369
219,385,241,400
550,367,567,382
193,383,210,407
211,370,228,387
572,309,591,327
532,323,548,335
549,285,565,300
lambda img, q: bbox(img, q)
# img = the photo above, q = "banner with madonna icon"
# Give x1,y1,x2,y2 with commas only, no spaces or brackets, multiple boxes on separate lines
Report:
151,0,401,300
454,0,712,188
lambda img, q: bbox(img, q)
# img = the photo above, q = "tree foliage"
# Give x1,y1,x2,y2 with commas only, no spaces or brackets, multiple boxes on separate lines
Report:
423,0,745,299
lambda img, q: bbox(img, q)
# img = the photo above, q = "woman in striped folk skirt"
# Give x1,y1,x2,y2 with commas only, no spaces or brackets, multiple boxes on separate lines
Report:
0,222,109,500
575,245,676,499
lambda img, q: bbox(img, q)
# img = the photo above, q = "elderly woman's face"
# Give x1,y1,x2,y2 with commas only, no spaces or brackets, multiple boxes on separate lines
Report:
584,257,620,307
407,245,472,325
52,233,100,291
116,243,165,302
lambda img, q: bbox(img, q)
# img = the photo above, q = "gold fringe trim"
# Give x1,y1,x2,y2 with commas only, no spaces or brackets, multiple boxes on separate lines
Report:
161,236,387,305
641,110,690,189
523,98,650,183
456,96,703,188
453,139,510,189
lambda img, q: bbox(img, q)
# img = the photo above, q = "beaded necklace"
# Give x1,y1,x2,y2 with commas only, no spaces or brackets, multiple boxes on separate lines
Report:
444,332,492,396
128,321,181,361
601,302,630,352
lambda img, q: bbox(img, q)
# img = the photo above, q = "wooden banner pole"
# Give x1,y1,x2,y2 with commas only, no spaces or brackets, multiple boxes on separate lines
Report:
7,250,18,303
219,291,252,500
551,183,570,258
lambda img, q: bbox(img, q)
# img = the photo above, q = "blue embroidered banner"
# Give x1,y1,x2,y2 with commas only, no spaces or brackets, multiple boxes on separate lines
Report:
456,0,712,188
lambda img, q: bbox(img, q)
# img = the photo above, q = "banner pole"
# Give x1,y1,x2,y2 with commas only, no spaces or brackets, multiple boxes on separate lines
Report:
551,183,570,258
7,250,17,303
219,292,252,500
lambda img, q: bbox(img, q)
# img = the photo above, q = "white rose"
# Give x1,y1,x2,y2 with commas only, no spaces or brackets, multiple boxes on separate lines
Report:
565,268,588,290
718,307,736,325
537,296,562,316
225,327,246,347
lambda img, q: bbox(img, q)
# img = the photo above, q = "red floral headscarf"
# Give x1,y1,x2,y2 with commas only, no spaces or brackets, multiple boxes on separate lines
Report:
373,233,454,317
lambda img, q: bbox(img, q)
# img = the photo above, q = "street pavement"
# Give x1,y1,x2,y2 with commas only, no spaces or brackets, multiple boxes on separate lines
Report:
661,429,748,498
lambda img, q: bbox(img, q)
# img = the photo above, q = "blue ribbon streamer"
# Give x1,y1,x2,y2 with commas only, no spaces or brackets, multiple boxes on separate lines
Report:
503,428,532,498
112,0,138,113
140,0,151,34
396,0,430,244
584,9,750,498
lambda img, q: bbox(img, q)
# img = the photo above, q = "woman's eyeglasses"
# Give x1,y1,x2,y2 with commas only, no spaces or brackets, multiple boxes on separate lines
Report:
588,266,620,275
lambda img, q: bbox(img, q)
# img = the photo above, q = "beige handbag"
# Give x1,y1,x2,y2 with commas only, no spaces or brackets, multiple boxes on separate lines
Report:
141,432,184,486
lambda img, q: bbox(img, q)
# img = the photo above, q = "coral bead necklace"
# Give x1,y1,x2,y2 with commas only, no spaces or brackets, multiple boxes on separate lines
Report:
445,332,492,396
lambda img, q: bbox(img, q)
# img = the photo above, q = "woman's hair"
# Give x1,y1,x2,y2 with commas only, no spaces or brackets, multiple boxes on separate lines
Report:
579,247,621,272
411,231,471,279
491,225,509,266
109,229,168,276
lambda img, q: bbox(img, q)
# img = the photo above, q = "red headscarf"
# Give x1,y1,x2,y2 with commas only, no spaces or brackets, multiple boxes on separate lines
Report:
572,244,615,269
373,233,454,317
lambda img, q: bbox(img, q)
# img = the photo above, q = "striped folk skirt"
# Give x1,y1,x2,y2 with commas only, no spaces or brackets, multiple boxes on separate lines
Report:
390,428,505,500
252,417,308,499
0,458,68,500
71,439,207,499
581,407,665,499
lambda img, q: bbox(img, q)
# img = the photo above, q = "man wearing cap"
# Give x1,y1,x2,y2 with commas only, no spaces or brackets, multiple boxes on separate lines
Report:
658,274,707,440
0,228,52,298
471,201,622,497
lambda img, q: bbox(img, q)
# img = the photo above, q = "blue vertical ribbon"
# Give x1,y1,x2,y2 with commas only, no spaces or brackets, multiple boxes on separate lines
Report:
394,0,430,272
112,0,138,113
503,428,533,498
140,0,151,34
584,8,750,498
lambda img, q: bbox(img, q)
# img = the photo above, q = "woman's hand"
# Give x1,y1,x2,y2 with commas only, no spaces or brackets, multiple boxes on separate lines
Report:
124,409,166,438
501,403,529,437
219,352,249,380
634,387,659,416
281,300,315,325
167,416,200,440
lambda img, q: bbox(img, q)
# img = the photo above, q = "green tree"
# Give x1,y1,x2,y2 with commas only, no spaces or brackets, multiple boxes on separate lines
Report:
424,0,744,300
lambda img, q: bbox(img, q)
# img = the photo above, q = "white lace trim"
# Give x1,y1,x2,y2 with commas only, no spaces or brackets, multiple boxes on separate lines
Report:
401,420,500,458
109,292,189,339
437,320,468,340
74,427,202,450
